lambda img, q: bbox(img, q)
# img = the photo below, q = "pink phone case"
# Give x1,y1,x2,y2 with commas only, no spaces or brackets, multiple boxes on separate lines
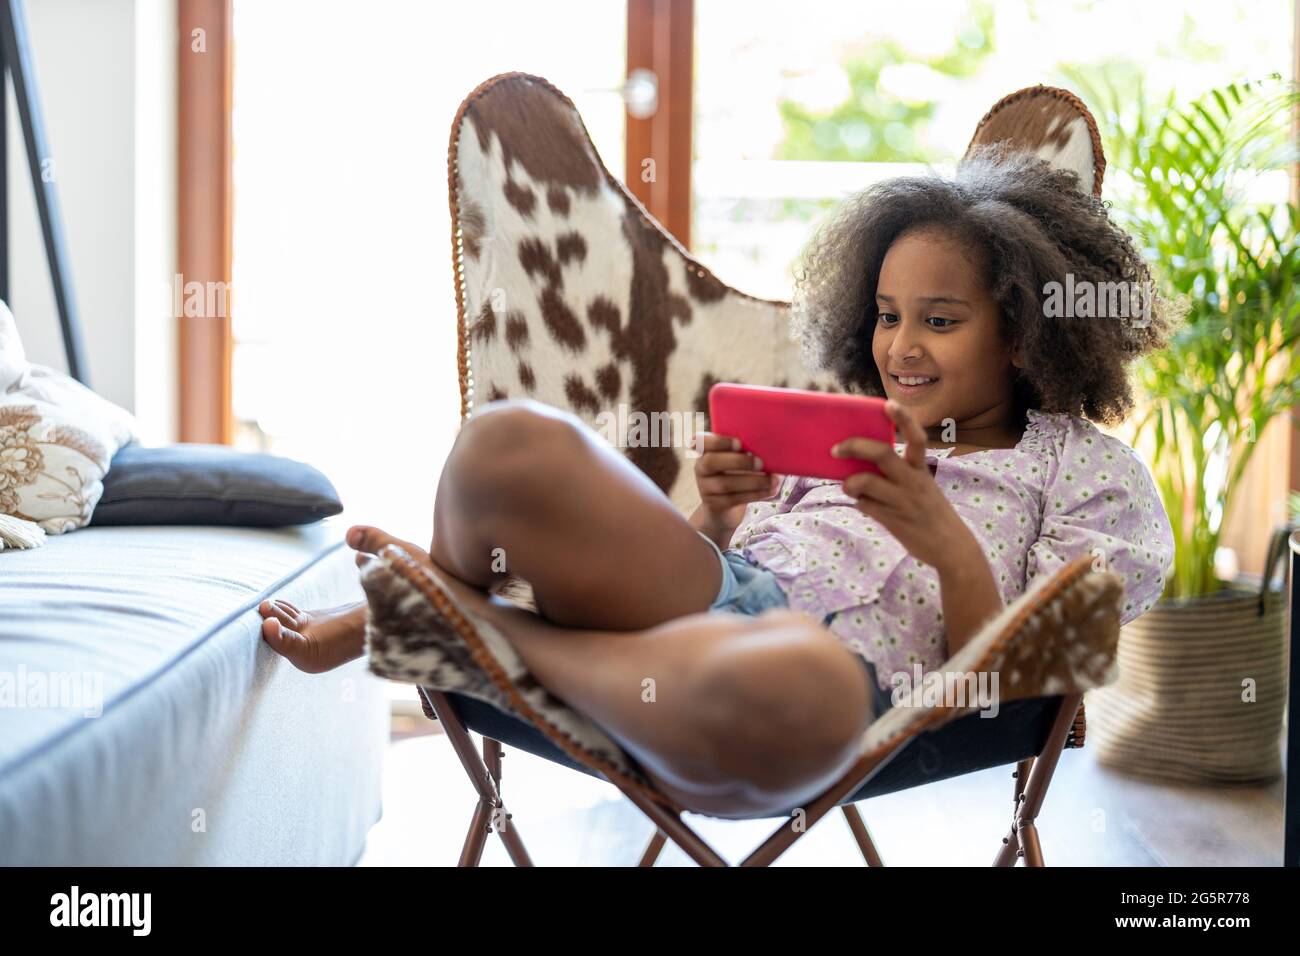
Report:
707,383,896,480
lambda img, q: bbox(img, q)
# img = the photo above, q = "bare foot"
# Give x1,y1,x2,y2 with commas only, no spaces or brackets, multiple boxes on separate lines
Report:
260,599,369,674
259,524,434,673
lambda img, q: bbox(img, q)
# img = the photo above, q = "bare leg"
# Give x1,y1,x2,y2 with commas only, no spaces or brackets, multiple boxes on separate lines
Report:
258,395,728,665
430,399,724,630
264,397,728,666
409,559,875,818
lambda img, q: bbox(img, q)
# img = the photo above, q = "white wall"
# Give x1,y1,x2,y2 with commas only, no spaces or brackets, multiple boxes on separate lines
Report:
132,0,176,444
5,0,176,443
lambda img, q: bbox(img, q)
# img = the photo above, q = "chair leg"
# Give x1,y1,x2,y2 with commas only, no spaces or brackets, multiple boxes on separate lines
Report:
994,757,1035,866
419,688,731,867
420,687,534,867
483,737,534,867
992,694,1081,867
1014,757,1034,804
840,805,885,866
459,801,493,867
638,829,667,867
993,829,1019,866
741,743,904,867
619,787,729,867
1017,819,1046,867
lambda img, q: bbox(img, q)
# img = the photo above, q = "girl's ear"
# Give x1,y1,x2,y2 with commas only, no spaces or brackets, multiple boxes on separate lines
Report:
1011,348,1025,370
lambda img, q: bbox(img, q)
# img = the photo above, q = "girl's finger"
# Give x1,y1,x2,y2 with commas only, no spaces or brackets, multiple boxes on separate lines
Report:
852,496,890,527
885,400,928,469
697,451,764,475
842,470,906,509
830,437,909,482
693,431,743,455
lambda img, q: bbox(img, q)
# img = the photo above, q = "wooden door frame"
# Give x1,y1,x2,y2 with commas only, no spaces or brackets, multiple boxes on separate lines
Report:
625,0,693,248
176,0,232,444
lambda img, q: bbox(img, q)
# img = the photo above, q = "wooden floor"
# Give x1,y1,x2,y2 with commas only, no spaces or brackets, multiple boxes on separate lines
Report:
359,723,1287,867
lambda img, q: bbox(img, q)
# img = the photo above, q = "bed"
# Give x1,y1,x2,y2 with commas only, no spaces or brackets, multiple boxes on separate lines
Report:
0,522,387,865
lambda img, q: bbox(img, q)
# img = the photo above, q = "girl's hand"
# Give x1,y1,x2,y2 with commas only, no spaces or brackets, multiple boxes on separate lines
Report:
692,431,780,539
831,400,971,572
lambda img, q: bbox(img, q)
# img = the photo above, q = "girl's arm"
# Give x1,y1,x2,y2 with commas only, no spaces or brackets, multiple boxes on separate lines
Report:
933,530,1004,655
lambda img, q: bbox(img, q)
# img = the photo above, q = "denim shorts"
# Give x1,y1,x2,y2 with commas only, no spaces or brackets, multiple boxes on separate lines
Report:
697,532,893,716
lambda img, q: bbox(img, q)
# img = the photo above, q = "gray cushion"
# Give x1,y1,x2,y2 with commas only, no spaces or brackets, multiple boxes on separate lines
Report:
90,444,343,527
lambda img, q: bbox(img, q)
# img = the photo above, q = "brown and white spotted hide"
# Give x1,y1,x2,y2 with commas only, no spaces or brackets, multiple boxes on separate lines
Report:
451,73,835,515
964,85,1105,197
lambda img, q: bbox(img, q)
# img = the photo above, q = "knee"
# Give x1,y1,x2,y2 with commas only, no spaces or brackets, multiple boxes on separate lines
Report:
450,399,588,502
686,616,871,805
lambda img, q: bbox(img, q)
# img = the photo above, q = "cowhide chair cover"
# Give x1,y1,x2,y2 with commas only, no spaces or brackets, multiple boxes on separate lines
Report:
449,75,1105,516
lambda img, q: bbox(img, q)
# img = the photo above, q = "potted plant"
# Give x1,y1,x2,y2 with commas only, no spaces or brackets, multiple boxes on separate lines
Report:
1071,75,1300,783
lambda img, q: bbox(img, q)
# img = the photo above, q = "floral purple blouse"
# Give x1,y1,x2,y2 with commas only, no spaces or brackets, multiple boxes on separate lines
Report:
728,408,1175,691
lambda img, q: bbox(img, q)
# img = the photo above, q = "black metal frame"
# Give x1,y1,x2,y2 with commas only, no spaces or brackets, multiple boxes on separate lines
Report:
0,0,88,384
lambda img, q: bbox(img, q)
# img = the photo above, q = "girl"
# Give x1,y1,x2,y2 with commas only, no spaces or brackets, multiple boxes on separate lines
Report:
258,147,1177,817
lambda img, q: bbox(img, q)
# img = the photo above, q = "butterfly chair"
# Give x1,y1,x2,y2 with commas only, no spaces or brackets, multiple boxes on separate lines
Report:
397,74,1120,867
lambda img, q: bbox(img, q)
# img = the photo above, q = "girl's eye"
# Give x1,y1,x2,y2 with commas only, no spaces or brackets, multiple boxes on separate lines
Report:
876,313,955,329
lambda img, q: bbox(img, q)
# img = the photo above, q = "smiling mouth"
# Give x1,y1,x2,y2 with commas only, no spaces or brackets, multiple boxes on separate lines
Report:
890,374,939,389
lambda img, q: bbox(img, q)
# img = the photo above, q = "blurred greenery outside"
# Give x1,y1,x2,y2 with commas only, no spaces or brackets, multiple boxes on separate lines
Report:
692,1,1294,293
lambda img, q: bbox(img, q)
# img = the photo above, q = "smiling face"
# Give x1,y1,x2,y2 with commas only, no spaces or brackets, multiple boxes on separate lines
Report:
871,227,1022,437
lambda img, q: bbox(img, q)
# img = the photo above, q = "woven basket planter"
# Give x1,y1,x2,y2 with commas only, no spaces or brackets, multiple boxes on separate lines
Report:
1086,586,1288,784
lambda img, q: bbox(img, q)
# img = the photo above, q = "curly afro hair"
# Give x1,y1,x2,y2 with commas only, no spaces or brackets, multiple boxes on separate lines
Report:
789,146,1179,426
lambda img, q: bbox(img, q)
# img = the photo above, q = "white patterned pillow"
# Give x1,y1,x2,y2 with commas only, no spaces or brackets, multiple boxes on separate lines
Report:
0,301,136,535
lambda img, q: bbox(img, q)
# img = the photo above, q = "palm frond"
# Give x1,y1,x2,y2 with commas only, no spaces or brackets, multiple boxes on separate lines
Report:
1085,75,1300,598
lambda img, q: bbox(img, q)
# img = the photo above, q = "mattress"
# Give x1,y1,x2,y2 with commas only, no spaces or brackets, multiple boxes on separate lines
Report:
0,522,388,865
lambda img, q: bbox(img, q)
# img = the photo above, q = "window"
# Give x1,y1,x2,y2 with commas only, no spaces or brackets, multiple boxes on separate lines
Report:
230,0,626,539
691,0,1292,301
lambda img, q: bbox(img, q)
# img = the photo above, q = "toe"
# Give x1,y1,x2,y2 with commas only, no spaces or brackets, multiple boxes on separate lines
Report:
261,615,290,649
261,616,314,665
347,525,399,554
259,598,300,620
262,601,302,628
348,524,432,563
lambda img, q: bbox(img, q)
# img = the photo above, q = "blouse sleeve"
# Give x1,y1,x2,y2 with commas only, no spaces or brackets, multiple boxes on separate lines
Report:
1024,417,1174,625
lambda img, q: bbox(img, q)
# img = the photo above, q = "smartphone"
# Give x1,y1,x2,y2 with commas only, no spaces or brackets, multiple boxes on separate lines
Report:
707,383,896,480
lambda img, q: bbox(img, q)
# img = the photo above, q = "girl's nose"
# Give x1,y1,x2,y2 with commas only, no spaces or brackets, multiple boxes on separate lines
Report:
886,318,924,359
889,332,924,362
